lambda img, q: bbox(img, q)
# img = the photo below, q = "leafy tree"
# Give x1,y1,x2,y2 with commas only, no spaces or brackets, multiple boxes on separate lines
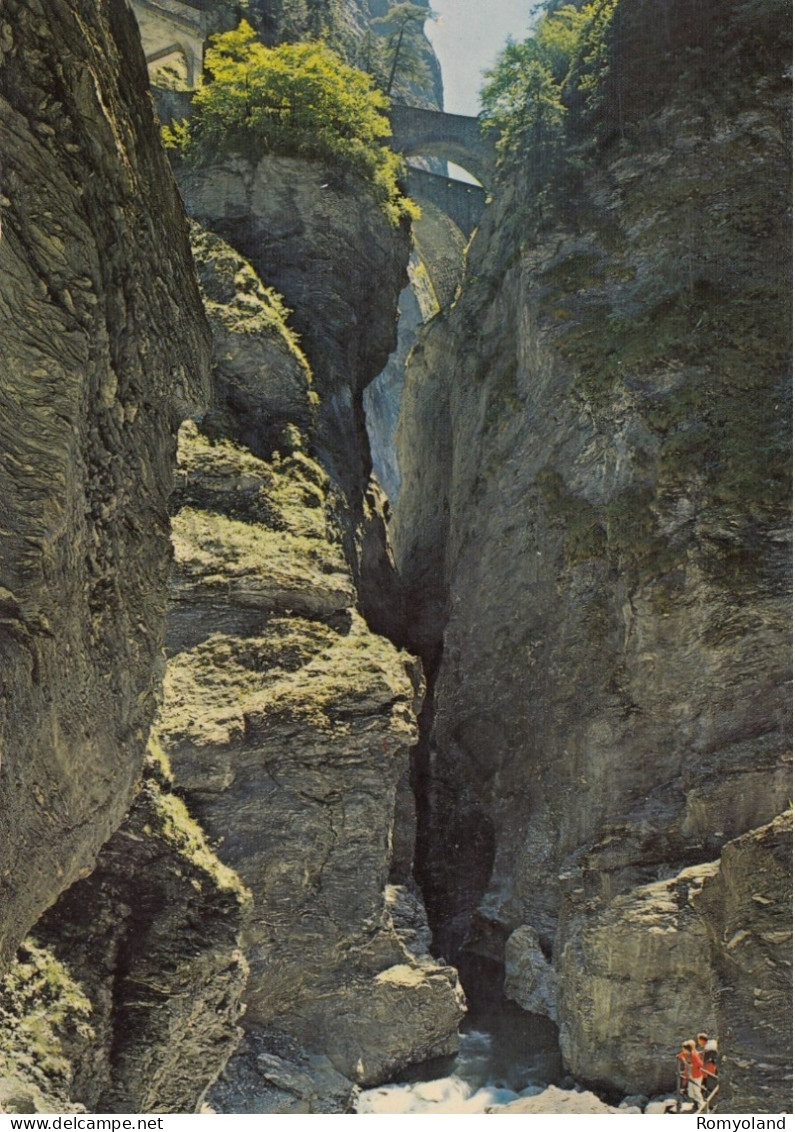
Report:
480,4,587,170
164,21,418,224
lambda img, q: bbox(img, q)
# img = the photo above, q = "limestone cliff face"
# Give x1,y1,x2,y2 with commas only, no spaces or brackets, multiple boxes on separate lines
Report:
393,0,791,1103
0,0,210,971
694,811,793,1113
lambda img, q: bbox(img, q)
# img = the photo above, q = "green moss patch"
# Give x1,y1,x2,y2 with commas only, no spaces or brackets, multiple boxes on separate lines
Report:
176,425,331,537
142,783,250,901
0,941,93,1100
172,504,349,591
161,616,414,746
190,224,309,369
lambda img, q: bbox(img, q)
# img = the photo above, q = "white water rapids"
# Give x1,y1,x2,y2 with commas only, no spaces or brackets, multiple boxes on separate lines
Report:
356,1029,554,1114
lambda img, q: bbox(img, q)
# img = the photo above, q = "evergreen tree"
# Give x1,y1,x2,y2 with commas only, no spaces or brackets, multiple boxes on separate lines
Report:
376,3,432,96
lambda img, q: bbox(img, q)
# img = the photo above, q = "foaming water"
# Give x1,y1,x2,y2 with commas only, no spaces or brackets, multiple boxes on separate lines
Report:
356,1028,556,1114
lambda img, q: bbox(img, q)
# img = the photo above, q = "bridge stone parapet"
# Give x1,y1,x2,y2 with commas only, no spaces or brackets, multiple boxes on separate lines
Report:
388,104,496,189
405,168,487,237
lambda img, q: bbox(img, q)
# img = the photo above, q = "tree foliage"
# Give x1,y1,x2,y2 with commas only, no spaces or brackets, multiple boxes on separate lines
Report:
356,3,434,97
482,0,793,179
164,21,418,225
479,3,591,171
381,3,432,95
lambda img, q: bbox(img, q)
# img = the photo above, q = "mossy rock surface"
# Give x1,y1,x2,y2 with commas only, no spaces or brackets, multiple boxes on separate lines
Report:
0,941,93,1111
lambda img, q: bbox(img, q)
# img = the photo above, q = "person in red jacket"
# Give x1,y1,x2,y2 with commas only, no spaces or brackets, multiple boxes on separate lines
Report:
677,1039,705,1104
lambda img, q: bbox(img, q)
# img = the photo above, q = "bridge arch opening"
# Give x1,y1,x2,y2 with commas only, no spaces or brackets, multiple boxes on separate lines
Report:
441,161,482,187
400,140,491,190
146,42,196,88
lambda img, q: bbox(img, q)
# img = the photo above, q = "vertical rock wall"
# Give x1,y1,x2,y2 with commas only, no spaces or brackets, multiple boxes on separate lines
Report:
393,0,791,1103
0,0,210,971
1,0,462,1113
694,812,793,1113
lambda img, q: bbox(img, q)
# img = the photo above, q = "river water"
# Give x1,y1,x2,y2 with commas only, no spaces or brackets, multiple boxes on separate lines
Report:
357,990,563,1115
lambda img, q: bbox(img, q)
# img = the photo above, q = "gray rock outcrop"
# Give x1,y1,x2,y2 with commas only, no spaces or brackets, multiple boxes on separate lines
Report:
694,812,793,1113
0,0,210,971
504,926,558,1022
557,864,717,1097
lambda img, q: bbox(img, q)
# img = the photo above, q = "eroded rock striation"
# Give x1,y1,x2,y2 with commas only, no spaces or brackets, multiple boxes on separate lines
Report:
0,0,210,971
393,0,791,1105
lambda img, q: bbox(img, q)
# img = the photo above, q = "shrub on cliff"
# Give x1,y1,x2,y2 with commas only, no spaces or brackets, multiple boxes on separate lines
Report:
163,21,418,226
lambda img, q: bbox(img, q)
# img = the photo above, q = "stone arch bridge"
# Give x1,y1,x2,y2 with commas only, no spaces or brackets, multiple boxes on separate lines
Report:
388,104,496,191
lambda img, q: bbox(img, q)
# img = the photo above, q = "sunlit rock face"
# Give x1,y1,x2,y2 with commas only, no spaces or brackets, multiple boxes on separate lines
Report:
0,0,210,972
393,0,791,1099
156,232,464,1097
557,864,718,1097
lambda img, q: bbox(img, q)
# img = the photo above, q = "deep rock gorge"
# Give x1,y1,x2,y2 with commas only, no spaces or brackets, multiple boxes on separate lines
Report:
0,0,791,1116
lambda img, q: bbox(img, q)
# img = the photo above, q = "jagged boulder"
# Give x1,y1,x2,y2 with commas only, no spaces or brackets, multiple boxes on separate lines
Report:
694,812,793,1114
208,1032,358,1114
557,864,717,1096
504,925,559,1021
